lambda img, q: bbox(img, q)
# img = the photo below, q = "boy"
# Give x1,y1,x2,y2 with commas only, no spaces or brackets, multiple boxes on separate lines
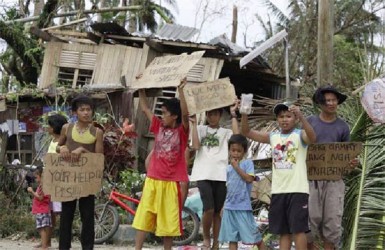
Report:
219,134,266,250
133,77,189,250
57,95,104,250
241,102,316,250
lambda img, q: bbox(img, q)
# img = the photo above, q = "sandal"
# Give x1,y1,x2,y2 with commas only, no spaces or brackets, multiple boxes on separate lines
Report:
211,242,219,250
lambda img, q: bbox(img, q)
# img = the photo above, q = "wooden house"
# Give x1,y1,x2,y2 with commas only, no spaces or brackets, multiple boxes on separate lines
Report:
33,23,287,168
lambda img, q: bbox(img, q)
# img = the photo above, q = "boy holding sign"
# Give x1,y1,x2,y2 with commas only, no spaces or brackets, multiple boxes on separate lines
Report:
241,102,316,250
56,95,104,250
133,77,190,250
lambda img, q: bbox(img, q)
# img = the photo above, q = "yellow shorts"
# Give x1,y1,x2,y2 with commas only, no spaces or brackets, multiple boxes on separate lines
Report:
132,177,182,236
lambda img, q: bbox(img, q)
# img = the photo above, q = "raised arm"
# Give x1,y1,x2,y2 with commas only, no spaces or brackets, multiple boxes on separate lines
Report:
230,99,240,134
289,105,316,144
178,78,189,131
241,114,270,143
138,89,154,121
189,115,200,150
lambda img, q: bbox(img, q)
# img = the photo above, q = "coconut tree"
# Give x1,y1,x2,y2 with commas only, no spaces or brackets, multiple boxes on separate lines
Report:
128,0,177,33
255,0,385,90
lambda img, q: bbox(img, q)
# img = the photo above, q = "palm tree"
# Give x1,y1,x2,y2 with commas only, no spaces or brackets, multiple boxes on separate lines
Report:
128,0,177,33
254,0,384,90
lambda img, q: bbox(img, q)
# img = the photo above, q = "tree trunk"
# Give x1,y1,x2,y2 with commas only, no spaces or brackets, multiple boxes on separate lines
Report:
32,0,45,26
127,0,137,33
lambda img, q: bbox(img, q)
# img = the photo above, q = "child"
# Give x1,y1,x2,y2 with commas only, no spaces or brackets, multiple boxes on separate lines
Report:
145,148,190,206
133,77,189,250
27,167,51,250
241,103,316,250
46,114,67,244
189,102,239,250
219,134,266,250
57,95,104,250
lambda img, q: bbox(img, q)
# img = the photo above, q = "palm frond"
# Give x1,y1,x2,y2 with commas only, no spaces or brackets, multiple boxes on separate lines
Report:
343,122,385,249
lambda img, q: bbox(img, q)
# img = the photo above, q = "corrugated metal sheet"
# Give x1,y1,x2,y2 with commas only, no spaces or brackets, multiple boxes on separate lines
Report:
155,23,198,41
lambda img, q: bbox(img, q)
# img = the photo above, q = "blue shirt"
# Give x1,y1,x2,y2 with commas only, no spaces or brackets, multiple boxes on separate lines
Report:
223,159,254,210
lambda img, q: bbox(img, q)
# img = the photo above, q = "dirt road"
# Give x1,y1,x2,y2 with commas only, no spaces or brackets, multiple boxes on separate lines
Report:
0,238,163,249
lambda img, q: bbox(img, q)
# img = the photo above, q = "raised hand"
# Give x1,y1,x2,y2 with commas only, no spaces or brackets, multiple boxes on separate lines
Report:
230,98,240,117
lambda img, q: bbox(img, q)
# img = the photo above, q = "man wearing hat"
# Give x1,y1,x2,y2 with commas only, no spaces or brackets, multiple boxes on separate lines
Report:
307,85,350,250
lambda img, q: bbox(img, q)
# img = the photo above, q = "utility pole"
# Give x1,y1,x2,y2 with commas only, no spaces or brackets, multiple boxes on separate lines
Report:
231,5,238,43
317,0,334,86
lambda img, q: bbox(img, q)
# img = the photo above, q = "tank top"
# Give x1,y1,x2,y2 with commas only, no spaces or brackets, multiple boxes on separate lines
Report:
66,123,97,152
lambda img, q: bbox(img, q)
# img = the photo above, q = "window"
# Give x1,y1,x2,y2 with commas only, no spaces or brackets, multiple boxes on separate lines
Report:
57,50,96,88
153,87,177,118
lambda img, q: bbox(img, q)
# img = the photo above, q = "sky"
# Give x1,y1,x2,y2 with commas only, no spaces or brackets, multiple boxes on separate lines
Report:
170,0,289,48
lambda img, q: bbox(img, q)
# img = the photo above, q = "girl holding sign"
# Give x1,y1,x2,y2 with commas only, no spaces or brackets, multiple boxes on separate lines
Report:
56,95,104,250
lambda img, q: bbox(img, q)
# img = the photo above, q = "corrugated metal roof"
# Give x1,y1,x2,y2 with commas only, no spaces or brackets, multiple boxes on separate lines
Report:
209,34,247,56
155,23,198,41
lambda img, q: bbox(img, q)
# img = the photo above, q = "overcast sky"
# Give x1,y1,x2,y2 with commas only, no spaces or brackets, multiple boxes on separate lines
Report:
171,0,289,47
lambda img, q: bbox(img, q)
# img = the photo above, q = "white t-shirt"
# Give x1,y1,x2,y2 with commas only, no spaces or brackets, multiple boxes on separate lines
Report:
190,125,232,181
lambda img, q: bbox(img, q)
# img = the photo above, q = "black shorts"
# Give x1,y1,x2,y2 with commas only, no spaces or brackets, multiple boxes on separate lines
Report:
197,180,226,213
269,193,309,234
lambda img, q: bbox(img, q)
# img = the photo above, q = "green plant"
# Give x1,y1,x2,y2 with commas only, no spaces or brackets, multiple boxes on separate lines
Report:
119,169,145,195
0,192,37,238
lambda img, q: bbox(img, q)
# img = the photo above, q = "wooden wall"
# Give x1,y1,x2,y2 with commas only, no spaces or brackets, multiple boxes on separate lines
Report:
38,42,143,89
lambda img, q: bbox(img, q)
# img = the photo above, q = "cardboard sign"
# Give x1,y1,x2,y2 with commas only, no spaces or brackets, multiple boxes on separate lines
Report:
306,142,362,181
361,77,385,123
183,78,236,114
42,153,104,202
131,51,205,89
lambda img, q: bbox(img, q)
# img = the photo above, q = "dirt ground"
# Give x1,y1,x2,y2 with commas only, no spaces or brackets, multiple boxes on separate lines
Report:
0,238,164,249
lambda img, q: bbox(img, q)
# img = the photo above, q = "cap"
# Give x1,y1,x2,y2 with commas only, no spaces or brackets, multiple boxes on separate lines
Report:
273,102,289,115
312,85,347,105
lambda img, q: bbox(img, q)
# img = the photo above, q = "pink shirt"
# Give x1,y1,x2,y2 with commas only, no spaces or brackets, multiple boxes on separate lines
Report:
147,116,189,182
31,185,51,214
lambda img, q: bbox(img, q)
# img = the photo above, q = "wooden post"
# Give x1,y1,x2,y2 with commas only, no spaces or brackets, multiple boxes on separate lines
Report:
231,5,238,43
317,0,334,87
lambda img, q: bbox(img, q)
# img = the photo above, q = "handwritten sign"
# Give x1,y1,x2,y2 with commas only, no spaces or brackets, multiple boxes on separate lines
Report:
183,78,236,114
306,142,362,180
42,153,104,202
131,51,205,89
361,77,385,123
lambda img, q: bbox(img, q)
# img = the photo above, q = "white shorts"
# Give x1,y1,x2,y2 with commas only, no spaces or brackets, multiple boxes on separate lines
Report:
51,201,62,213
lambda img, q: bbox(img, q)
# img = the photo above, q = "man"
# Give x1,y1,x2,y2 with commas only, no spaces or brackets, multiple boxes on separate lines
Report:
307,85,356,250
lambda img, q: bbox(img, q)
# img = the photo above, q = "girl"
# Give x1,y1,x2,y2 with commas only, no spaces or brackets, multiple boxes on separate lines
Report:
190,102,239,250
46,114,67,245
27,167,51,250
57,95,104,250
219,134,266,250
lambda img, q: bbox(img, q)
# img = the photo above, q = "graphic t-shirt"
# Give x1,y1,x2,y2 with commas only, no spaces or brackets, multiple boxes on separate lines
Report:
270,128,309,194
147,116,189,182
223,159,255,210
190,125,233,181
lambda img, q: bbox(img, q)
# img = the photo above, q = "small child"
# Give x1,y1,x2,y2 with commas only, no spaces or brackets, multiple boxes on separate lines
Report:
46,114,67,244
241,103,316,249
27,167,51,250
218,134,266,250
